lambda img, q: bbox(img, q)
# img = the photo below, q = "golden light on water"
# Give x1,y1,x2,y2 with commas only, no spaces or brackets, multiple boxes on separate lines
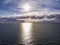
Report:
21,23,32,33
21,23,33,44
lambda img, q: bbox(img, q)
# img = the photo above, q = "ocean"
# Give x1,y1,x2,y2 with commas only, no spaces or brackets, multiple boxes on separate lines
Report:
0,22,60,45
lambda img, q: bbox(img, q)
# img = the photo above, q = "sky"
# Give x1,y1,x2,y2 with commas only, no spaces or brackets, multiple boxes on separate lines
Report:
0,0,60,16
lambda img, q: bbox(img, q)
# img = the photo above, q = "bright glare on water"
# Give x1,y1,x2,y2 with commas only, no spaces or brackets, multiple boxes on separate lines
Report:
21,23,33,45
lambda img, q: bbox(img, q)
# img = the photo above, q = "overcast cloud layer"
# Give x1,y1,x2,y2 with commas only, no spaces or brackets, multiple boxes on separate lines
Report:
0,0,60,16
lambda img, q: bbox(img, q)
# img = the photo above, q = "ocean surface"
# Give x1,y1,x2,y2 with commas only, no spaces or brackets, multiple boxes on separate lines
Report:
0,22,60,45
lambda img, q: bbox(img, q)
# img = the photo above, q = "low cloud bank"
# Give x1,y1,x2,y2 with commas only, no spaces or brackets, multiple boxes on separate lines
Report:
0,14,60,23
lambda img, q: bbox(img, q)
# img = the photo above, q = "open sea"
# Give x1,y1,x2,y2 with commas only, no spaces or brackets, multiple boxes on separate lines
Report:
0,22,60,45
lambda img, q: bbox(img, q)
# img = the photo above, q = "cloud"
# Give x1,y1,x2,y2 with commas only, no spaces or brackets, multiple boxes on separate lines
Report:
1,0,60,16
0,13,60,23
4,0,13,4
16,0,60,12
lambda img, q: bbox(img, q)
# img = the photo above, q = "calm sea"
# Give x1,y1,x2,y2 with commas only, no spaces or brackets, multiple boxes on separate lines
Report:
0,22,60,45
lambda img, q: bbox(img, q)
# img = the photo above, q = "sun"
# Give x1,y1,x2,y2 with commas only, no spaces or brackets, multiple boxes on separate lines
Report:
22,4,31,12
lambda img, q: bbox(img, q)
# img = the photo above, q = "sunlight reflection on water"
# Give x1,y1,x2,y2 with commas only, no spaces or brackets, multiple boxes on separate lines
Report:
21,23,33,45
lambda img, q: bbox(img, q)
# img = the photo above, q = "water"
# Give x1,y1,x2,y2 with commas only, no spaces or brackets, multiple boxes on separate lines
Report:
0,22,60,45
